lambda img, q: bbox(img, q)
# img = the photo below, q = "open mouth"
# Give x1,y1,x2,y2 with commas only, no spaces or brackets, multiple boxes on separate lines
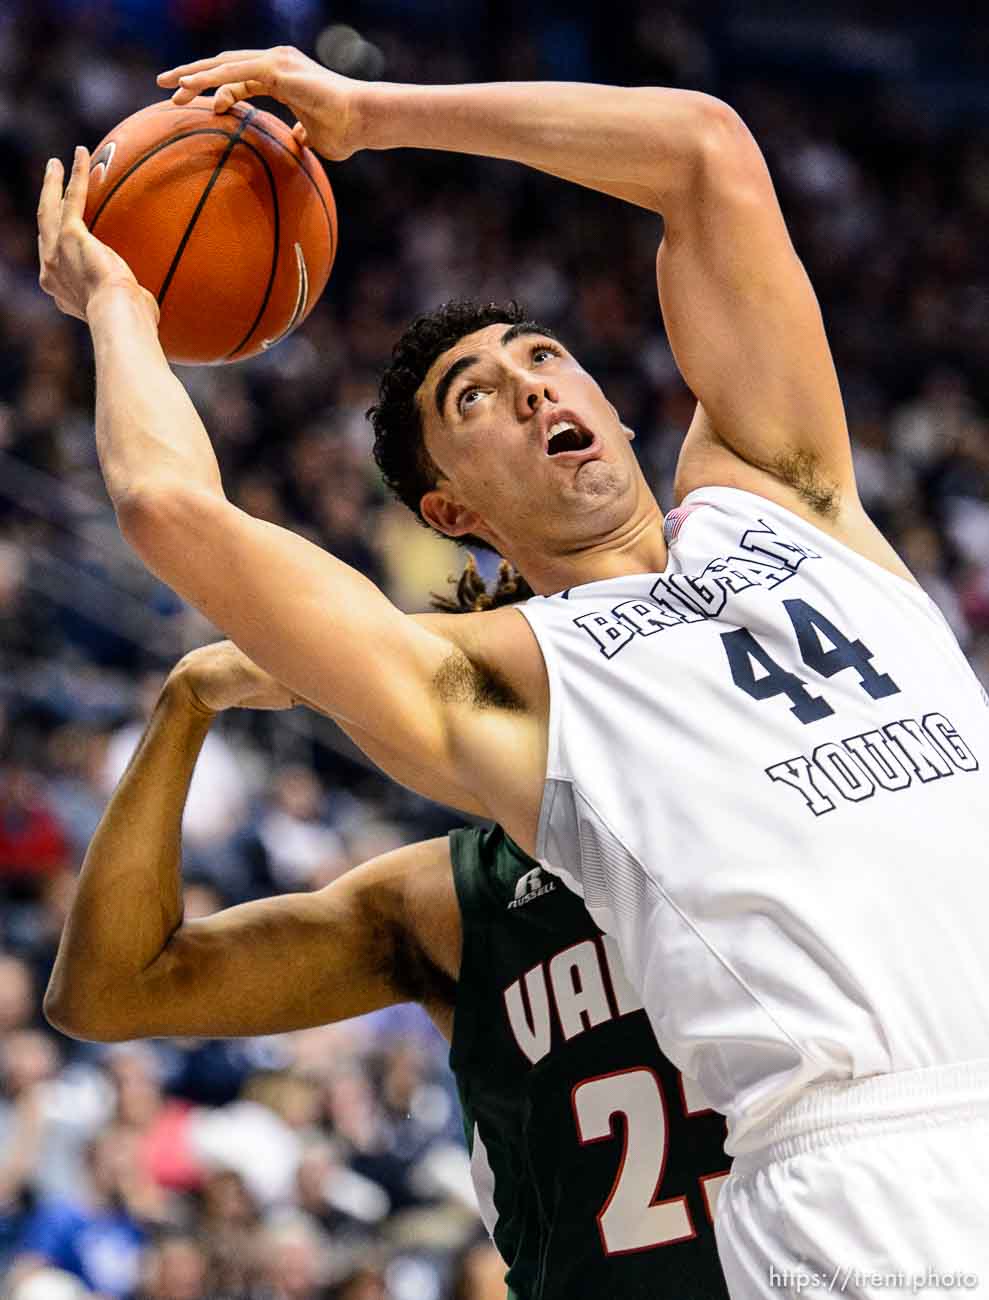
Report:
546,420,595,456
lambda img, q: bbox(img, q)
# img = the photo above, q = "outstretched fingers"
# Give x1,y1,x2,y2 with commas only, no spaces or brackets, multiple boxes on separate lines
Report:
157,50,263,87
37,157,65,266
172,62,271,108
63,145,91,223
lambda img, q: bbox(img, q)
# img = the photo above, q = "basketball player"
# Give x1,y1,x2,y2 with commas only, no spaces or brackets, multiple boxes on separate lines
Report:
44,639,730,1300
38,49,989,1296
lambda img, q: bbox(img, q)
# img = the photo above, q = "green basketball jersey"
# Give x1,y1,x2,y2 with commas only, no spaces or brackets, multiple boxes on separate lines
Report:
449,825,731,1300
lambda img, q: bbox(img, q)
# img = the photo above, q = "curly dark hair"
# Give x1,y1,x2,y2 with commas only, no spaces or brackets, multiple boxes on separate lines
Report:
368,299,557,554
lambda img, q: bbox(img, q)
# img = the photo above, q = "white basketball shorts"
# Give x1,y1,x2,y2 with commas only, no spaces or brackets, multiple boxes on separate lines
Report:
715,1061,989,1299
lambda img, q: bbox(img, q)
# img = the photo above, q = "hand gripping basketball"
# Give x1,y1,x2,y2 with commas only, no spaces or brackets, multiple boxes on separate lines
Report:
38,147,157,322
157,46,363,162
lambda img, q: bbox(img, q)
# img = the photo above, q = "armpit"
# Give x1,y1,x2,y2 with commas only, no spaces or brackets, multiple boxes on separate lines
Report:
433,646,525,712
388,920,457,1010
773,447,841,519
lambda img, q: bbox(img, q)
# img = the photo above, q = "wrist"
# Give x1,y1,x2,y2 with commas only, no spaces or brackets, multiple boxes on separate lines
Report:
86,280,160,327
160,672,218,722
354,81,416,153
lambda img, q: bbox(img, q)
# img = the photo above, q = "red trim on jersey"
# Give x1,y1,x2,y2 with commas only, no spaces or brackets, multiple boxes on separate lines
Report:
571,1066,697,1256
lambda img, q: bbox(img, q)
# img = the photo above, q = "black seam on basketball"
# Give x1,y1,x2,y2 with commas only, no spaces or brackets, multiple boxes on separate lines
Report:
157,112,253,310
180,107,324,202
224,121,281,359
170,105,335,260
240,118,334,253
89,129,236,234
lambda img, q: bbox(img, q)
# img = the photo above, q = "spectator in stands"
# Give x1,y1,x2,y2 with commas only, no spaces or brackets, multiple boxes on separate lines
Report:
100,672,249,885
105,1044,205,1196
0,953,35,1033
256,1210,329,1300
44,723,111,863
6,1267,90,1300
452,1240,513,1300
330,1267,387,1300
194,1166,263,1297
136,1231,210,1300
0,1030,60,1272
255,766,349,894
0,757,69,900
8,1123,172,1297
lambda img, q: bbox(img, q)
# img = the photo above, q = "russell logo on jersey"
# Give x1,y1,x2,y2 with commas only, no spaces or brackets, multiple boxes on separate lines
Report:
507,867,557,909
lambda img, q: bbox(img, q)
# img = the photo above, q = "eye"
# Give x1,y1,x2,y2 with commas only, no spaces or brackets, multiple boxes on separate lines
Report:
457,385,484,414
532,344,559,364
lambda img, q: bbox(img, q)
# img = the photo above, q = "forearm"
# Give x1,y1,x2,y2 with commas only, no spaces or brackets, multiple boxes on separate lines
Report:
44,643,411,1042
359,81,737,211
88,284,224,509
44,681,212,1037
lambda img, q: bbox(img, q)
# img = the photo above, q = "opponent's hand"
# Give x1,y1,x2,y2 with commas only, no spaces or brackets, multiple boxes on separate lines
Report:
37,148,154,322
168,641,299,715
157,46,365,161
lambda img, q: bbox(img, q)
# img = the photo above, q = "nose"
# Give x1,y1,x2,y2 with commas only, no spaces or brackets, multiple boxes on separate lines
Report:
518,376,559,419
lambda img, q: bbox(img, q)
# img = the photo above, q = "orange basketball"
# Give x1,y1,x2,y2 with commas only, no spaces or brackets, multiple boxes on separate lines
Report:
84,98,337,365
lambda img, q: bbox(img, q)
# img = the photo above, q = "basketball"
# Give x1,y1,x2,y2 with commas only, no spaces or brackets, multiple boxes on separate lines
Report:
83,98,337,365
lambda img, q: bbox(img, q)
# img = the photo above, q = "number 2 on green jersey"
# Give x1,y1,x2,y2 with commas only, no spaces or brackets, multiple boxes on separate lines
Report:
572,1068,729,1255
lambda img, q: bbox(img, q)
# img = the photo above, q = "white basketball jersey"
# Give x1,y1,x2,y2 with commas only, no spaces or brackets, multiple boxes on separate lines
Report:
518,486,989,1153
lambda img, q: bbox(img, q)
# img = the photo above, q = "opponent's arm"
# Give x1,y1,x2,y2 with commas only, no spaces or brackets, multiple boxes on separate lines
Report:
160,49,851,494
44,644,460,1042
36,154,494,796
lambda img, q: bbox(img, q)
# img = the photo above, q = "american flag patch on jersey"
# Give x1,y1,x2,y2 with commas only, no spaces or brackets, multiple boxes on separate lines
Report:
663,502,709,545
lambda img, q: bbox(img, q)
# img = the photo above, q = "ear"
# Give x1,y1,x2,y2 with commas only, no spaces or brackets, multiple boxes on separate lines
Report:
607,400,635,442
420,488,487,541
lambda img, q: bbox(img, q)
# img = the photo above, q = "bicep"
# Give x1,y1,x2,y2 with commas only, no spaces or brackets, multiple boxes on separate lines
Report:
658,116,852,489
116,846,452,1039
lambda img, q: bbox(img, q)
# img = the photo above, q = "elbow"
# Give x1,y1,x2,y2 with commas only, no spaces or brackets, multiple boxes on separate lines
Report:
641,92,765,218
115,482,226,573
682,94,766,194
113,481,158,549
114,480,195,550
691,94,748,146
43,981,133,1044
42,990,89,1041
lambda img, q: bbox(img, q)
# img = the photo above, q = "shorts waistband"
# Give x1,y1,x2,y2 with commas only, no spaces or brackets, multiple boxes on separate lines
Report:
733,1059,989,1172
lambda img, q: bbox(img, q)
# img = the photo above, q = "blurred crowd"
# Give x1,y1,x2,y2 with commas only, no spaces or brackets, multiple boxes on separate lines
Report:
2,0,989,1296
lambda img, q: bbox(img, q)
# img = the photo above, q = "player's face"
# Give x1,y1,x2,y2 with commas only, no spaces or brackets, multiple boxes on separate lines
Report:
416,323,644,556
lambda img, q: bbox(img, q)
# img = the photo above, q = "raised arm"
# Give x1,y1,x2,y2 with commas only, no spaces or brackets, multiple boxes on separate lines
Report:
159,48,851,496
43,643,462,1042
35,152,524,817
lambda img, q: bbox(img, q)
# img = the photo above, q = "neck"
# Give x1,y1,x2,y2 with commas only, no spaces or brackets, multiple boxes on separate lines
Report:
510,499,668,596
